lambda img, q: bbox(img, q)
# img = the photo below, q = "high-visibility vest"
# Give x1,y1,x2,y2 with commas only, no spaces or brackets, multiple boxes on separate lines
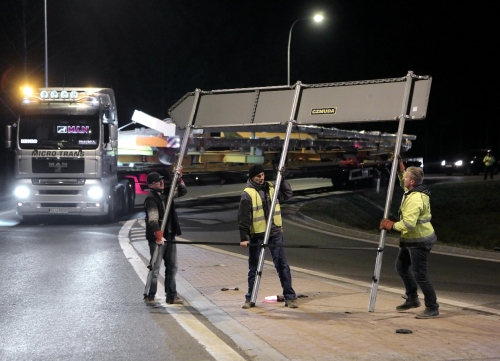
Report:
244,182,282,234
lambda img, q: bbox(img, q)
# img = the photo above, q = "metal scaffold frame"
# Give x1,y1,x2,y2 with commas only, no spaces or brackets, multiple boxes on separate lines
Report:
165,71,432,311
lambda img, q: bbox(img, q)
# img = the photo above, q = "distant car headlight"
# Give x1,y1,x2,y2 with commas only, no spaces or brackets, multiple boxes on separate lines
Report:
455,160,463,166
441,160,446,166
14,186,30,199
87,187,103,199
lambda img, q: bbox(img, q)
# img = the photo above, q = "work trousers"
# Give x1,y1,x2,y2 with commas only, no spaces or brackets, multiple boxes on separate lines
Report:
396,246,438,310
147,235,178,301
484,165,494,180
245,232,296,301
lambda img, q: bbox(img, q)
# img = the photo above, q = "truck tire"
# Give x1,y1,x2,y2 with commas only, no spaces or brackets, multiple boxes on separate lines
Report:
118,179,136,214
106,190,116,223
126,179,136,213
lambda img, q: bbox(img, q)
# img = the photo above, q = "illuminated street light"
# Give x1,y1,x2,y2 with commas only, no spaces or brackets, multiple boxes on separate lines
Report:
287,13,324,86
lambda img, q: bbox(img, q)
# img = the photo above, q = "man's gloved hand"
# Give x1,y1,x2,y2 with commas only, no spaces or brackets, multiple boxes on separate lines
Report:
380,219,395,231
154,230,164,245
240,240,250,248
177,167,184,185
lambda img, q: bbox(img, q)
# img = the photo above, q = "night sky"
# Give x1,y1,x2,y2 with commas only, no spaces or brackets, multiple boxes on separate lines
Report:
1,0,499,165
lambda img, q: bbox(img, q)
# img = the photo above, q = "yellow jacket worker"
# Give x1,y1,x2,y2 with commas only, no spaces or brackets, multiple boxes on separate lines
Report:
483,150,496,180
380,160,439,319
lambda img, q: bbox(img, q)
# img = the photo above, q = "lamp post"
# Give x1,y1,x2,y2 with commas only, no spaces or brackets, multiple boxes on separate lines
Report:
44,0,48,87
287,14,324,86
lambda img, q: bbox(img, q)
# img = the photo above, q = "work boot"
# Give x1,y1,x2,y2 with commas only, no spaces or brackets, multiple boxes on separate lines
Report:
396,295,421,311
415,307,439,319
166,297,183,305
144,296,156,306
285,299,299,308
241,301,255,309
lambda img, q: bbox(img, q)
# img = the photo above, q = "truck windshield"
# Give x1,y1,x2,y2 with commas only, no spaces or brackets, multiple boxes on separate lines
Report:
18,114,100,150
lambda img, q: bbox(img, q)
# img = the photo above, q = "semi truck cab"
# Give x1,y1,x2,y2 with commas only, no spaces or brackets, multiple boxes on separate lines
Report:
6,87,134,222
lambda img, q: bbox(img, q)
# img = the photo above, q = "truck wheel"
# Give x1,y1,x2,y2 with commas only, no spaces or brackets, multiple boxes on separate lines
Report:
106,192,115,223
119,180,129,215
126,179,136,213
118,179,135,214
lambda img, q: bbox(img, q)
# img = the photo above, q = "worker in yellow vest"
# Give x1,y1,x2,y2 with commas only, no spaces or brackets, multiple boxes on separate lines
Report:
380,159,439,319
238,164,298,309
483,150,496,180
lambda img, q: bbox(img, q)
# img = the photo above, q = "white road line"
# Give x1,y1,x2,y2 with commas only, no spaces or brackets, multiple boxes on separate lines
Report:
119,219,283,361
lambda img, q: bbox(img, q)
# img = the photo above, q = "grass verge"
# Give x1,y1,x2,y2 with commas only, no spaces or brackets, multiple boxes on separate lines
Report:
299,179,500,251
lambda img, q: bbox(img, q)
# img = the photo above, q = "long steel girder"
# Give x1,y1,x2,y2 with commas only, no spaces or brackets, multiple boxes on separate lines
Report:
168,75,431,129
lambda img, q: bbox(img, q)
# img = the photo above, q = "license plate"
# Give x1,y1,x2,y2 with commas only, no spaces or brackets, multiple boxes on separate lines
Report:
49,208,69,214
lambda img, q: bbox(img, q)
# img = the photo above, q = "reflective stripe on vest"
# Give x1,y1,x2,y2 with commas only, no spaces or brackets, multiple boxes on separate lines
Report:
244,183,282,234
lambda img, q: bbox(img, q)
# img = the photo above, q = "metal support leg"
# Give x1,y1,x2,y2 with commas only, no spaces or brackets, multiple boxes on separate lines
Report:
250,83,302,305
144,245,159,298
368,71,415,312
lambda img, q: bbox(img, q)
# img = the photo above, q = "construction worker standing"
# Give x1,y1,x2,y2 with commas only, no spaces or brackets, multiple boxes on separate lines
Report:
380,159,439,319
483,150,496,180
238,164,298,309
143,171,187,305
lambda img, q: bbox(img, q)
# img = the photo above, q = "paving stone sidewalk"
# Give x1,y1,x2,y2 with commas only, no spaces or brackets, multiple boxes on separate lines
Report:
173,243,500,361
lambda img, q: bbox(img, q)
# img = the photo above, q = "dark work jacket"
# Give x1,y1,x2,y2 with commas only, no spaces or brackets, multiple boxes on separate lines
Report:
238,178,292,241
144,184,186,242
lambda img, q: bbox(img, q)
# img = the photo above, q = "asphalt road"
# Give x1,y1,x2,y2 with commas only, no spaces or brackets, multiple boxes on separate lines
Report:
1,175,499,360
0,212,244,361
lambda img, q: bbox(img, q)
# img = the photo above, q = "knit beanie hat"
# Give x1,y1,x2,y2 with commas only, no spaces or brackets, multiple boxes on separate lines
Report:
248,164,265,179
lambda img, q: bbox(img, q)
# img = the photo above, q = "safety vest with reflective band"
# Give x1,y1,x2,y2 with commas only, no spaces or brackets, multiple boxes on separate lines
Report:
394,172,437,247
484,154,496,167
244,182,282,234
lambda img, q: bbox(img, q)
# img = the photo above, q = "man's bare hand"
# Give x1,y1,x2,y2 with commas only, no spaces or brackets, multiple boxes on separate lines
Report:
240,240,250,248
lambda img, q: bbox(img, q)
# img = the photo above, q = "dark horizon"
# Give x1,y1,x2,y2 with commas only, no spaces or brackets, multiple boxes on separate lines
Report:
1,1,499,163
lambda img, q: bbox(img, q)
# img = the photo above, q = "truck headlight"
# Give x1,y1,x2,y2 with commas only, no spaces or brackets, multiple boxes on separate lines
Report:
455,160,463,166
441,160,446,166
14,186,30,199
87,187,103,199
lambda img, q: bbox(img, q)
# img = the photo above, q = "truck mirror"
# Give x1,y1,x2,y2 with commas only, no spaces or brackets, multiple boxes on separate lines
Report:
110,140,118,149
5,124,12,149
109,124,118,141
103,109,111,122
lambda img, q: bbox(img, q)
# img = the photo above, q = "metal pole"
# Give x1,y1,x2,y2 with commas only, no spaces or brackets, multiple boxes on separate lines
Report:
44,0,48,87
161,89,201,232
368,71,415,312
250,82,303,305
287,19,305,87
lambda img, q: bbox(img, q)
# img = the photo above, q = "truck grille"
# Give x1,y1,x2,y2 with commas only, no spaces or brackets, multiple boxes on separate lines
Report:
40,203,78,208
32,179,85,185
38,190,80,195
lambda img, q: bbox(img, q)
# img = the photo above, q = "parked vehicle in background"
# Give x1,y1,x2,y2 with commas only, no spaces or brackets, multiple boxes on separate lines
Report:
441,149,499,175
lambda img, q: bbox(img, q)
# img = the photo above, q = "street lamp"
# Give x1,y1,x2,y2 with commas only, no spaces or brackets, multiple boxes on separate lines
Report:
44,0,48,87
287,14,324,86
